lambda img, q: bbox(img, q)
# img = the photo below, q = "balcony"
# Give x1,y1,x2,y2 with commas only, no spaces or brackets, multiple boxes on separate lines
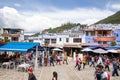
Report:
1,34,20,37
93,36,115,42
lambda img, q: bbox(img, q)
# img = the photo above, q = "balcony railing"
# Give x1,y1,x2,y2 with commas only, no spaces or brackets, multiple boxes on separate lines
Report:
93,36,116,42
1,34,20,37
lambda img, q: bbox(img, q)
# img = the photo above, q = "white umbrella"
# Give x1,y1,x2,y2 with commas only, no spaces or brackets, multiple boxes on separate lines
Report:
107,49,118,53
52,48,62,51
92,48,108,54
81,48,93,51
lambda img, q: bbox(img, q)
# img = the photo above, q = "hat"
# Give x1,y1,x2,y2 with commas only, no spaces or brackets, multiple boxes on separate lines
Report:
28,67,33,72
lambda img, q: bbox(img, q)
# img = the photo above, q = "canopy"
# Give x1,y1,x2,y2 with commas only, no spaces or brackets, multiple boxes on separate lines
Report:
81,48,93,51
107,49,118,53
0,42,40,52
105,46,119,50
52,48,62,51
84,46,103,50
92,48,108,54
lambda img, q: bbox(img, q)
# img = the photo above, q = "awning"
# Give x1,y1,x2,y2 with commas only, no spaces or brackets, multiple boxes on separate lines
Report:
0,42,40,52
84,46,102,49
81,48,93,52
92,48,108,54
105,46,120,50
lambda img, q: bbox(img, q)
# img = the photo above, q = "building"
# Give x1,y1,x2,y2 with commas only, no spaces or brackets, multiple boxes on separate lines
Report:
85,24,120,47
0,27,24,42
40,26,93,56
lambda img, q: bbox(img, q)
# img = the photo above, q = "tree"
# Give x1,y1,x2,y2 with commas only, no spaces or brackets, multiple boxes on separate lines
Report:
110,41,117,46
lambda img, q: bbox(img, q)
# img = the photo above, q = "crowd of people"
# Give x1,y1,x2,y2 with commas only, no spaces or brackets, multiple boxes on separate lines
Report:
74,54,120,80
0,51,120,80
38,52,68,67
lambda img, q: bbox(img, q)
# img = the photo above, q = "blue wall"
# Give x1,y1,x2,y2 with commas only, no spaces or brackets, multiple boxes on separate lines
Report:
85,36,94,43
114,29,120,45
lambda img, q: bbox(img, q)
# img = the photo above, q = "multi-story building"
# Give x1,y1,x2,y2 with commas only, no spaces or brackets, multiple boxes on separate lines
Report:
85,24,120,47
41,26,100,56
0,27,24,42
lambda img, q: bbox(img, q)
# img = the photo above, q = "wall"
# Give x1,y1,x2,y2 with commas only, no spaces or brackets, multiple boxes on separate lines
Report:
114,29,120,45
85,36,95,43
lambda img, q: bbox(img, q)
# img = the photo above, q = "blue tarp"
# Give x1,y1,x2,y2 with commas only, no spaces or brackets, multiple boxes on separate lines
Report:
84,46,102,49
0,42,40,52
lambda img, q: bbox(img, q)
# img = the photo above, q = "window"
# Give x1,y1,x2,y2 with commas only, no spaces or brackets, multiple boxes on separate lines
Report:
91,32,95,36
0,28,1,34
59,38,61,41
51,39,56,43
12,37,18,41
103,41,107,44
73,38,81,43
45,39,50,45
66,38,69,42
86,32,88,36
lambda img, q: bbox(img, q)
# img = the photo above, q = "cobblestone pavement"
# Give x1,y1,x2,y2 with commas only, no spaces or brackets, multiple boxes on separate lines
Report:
0,59,120,80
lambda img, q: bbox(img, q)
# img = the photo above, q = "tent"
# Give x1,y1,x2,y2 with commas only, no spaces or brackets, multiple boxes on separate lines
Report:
0,42,40,52
0,42,41,71
92,48,108,54
81,48,93,51
107,49,118,53
52,48,62,51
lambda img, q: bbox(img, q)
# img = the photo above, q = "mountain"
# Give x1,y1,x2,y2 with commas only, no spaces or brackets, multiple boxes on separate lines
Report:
96,11,120,24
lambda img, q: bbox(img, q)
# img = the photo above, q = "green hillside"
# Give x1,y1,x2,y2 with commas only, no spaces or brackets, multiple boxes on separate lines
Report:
47,23,78,33
33,23,87,36
96,11,120,24
43,22,86,33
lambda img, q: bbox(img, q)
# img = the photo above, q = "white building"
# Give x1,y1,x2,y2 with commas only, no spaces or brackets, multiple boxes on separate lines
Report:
0,27,24,42
41,27,86,56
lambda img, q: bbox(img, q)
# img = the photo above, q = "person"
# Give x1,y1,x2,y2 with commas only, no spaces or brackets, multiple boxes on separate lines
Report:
63,53,68,65
94,67,101,80
28,67,37,80
52,71,58,80
90,56,95,67
82,56,86,69
78,58,82,71
56,54,61,65
50,55,54,66
75,56,79,68
39,55,43,66
105,58,110,71
101,68,108,80
112,59,119,76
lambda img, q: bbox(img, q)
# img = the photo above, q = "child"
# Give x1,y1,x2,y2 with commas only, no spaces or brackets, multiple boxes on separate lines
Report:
52,71,58,80
28,67,37,80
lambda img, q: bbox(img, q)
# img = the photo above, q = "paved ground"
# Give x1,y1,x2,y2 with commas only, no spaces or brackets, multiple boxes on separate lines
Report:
0,59,120,80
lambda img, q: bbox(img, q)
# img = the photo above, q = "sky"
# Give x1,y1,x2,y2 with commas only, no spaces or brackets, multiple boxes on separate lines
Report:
0,0,120,33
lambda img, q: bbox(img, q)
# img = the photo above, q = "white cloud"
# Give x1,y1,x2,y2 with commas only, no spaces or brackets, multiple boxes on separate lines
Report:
106,1,120,10
111,4,120,10
0,6,114,33
14,3,21,7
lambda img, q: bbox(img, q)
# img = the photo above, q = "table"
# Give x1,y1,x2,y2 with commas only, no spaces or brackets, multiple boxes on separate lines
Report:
17,63,31,72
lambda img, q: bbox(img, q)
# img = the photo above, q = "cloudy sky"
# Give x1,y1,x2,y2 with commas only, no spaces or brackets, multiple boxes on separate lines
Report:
0,0,120,33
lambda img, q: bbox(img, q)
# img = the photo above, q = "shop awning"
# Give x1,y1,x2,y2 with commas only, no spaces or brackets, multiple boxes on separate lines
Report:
0,42,40,52
105,46,120,50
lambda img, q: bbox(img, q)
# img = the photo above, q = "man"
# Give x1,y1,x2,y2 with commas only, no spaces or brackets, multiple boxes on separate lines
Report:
28,67,37,80
112,59,119,76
